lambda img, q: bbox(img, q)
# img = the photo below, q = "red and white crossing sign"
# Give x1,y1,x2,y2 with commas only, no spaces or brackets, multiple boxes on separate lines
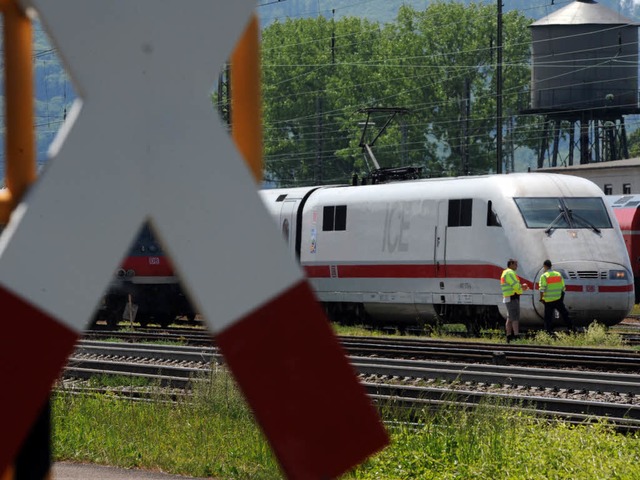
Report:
0,1,388,478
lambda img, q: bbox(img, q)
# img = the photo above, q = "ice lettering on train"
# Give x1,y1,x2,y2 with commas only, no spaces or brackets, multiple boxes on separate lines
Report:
382,202,411,253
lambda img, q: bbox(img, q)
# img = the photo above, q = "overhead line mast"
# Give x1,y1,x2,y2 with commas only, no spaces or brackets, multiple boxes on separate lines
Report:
496,0,503,174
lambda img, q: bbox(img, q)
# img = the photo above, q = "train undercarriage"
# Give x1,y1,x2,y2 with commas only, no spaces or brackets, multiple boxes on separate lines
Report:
91,281,196,329
323,301,503,335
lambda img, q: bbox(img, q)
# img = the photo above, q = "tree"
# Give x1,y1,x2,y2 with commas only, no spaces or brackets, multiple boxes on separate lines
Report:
260,2,535,186
628,127,640,159
261,15,384,185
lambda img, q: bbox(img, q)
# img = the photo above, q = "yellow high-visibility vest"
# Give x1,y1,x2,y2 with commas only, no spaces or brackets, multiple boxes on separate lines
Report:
539,270,565,302
500,268,523,297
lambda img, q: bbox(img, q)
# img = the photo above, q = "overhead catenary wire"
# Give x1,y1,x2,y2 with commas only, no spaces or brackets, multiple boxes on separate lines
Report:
13,0,640,177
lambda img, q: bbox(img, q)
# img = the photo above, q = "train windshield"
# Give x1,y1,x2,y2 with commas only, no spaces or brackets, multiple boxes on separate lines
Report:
514,197,612,230
130,223,163,255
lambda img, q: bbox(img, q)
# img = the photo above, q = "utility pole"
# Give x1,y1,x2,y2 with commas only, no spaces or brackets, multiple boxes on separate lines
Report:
496,0,503,174
315,96,323,183
462,78,471,175
217,63,231,129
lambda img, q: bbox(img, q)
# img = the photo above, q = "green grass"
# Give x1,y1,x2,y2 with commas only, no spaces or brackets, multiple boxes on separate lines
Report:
349,408,640,480
53,368,640,480
53,368,280,479
86,374,156,388
335,320,628,348
522,321,625,348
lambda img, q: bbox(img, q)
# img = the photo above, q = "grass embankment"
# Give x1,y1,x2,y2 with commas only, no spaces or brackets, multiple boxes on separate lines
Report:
335,320,631,349
54,366,640,478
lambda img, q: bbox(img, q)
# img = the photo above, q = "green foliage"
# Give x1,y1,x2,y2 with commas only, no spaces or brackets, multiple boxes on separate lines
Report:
532,321,625,348
349,405,640,479
628,127,640,158
54,367,640,479
86,374,156,388
261,2,535,186
53,369,280,479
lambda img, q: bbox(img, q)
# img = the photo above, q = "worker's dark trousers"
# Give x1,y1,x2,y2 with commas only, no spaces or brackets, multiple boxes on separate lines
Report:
543,299,572,333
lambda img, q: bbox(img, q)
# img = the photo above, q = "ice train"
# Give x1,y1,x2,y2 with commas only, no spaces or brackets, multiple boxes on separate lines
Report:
260,173,634,332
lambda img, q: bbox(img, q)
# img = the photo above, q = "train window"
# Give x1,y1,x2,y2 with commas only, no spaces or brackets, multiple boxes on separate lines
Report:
624,184,632,195
335,205,347,231
448,199,472,227
487,201,501,227
322,205,348,231
604,184,613,195
614,196,634,205
130,223,163,256
276,194,288,202
515,198,569,228
515,197,612,230
563,198,612,229
323,206,335,231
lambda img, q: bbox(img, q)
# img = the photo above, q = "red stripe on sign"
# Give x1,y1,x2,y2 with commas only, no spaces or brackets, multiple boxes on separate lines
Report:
599,284,634,293
0,286,79,474
216,280,388,479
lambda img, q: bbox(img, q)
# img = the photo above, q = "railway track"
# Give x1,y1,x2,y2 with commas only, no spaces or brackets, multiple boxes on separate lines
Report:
60,340,640,431
88,321,640,344
339,337,640,372
82,329,640,371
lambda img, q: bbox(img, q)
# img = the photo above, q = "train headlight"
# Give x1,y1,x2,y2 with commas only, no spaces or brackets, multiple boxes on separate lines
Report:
116,269,126,278
126,269,136,278
608,270,628,280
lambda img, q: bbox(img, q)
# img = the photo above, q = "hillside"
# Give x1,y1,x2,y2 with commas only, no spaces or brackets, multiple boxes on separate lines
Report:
259,0,638,25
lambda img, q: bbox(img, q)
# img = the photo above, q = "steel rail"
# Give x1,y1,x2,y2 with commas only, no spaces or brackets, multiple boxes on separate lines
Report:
68,341,640,403
77,335,640,372
353,356,640,395
59,355,640,432
340,338,640,372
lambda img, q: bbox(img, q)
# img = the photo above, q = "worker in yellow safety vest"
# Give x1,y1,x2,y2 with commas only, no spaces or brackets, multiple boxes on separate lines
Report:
538,259,573,334
500,258,529,342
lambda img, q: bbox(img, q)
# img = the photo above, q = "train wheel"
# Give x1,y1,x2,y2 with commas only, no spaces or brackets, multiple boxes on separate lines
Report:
157,315,174,328
465,321,481,337
106,310,121,330
137,314,150,328
88,313,101,330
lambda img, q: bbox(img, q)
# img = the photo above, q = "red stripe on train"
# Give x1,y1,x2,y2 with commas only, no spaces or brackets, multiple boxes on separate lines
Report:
120,255,174,276
304,263,503,279
304,264,632,294
599,284,634,292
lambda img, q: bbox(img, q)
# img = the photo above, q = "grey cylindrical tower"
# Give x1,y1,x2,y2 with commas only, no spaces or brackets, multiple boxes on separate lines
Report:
526,0,639,166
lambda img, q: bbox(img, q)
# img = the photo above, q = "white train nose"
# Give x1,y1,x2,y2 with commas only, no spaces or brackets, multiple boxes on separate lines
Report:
535,261,634,327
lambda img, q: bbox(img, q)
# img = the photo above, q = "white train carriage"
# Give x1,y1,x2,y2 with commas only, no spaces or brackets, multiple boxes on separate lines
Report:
260,173,634,331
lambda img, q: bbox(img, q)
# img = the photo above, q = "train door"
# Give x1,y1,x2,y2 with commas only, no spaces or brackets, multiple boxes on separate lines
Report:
279,200,298,256
434,200,448,277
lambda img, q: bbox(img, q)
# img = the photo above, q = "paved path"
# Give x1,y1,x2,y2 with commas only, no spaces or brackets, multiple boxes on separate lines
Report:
53,462,213,479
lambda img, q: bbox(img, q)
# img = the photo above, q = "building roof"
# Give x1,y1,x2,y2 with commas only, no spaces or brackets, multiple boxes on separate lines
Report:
531,0,638,27
537,158,640,172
